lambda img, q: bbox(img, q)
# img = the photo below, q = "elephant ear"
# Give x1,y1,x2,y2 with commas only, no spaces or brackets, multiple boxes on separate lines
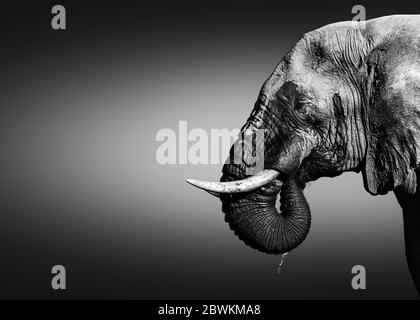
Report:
363,128,418,195
362,67,420,195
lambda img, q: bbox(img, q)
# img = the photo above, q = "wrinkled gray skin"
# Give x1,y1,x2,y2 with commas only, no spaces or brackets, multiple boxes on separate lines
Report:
218,15,420,294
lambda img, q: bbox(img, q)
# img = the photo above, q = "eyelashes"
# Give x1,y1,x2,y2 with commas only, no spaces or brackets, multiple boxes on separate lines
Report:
258,87,328,129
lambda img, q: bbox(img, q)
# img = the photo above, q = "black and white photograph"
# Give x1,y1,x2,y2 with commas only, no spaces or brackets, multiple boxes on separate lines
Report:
1,0,420,313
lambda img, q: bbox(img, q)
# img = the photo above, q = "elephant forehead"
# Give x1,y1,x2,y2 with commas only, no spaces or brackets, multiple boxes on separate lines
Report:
284,68,337,109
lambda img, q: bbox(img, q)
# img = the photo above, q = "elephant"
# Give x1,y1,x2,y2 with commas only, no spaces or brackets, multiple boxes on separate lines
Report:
187,15,420,294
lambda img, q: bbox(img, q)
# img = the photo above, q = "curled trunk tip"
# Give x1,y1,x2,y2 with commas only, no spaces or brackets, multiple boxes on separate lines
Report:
222,175,311,254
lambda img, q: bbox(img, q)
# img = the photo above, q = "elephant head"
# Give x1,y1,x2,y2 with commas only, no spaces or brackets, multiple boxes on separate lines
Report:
187,16,420,257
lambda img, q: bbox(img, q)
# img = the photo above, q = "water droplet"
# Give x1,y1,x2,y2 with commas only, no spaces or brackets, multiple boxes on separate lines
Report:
277,252,289,275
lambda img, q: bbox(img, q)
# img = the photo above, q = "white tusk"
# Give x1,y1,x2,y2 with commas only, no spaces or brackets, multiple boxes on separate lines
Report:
186,169,279,193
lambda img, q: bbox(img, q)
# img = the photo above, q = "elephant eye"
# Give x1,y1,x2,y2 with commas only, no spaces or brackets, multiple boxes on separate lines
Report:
295,101,305,110
295,95,315,114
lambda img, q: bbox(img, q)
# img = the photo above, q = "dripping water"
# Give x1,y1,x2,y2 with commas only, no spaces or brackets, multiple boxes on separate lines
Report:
277,252,289,275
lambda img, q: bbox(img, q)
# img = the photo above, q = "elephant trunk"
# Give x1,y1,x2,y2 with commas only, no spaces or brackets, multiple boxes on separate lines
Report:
221,163,311,254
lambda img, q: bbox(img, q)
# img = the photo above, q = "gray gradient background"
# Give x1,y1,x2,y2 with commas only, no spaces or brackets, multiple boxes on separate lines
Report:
1,1,419,299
